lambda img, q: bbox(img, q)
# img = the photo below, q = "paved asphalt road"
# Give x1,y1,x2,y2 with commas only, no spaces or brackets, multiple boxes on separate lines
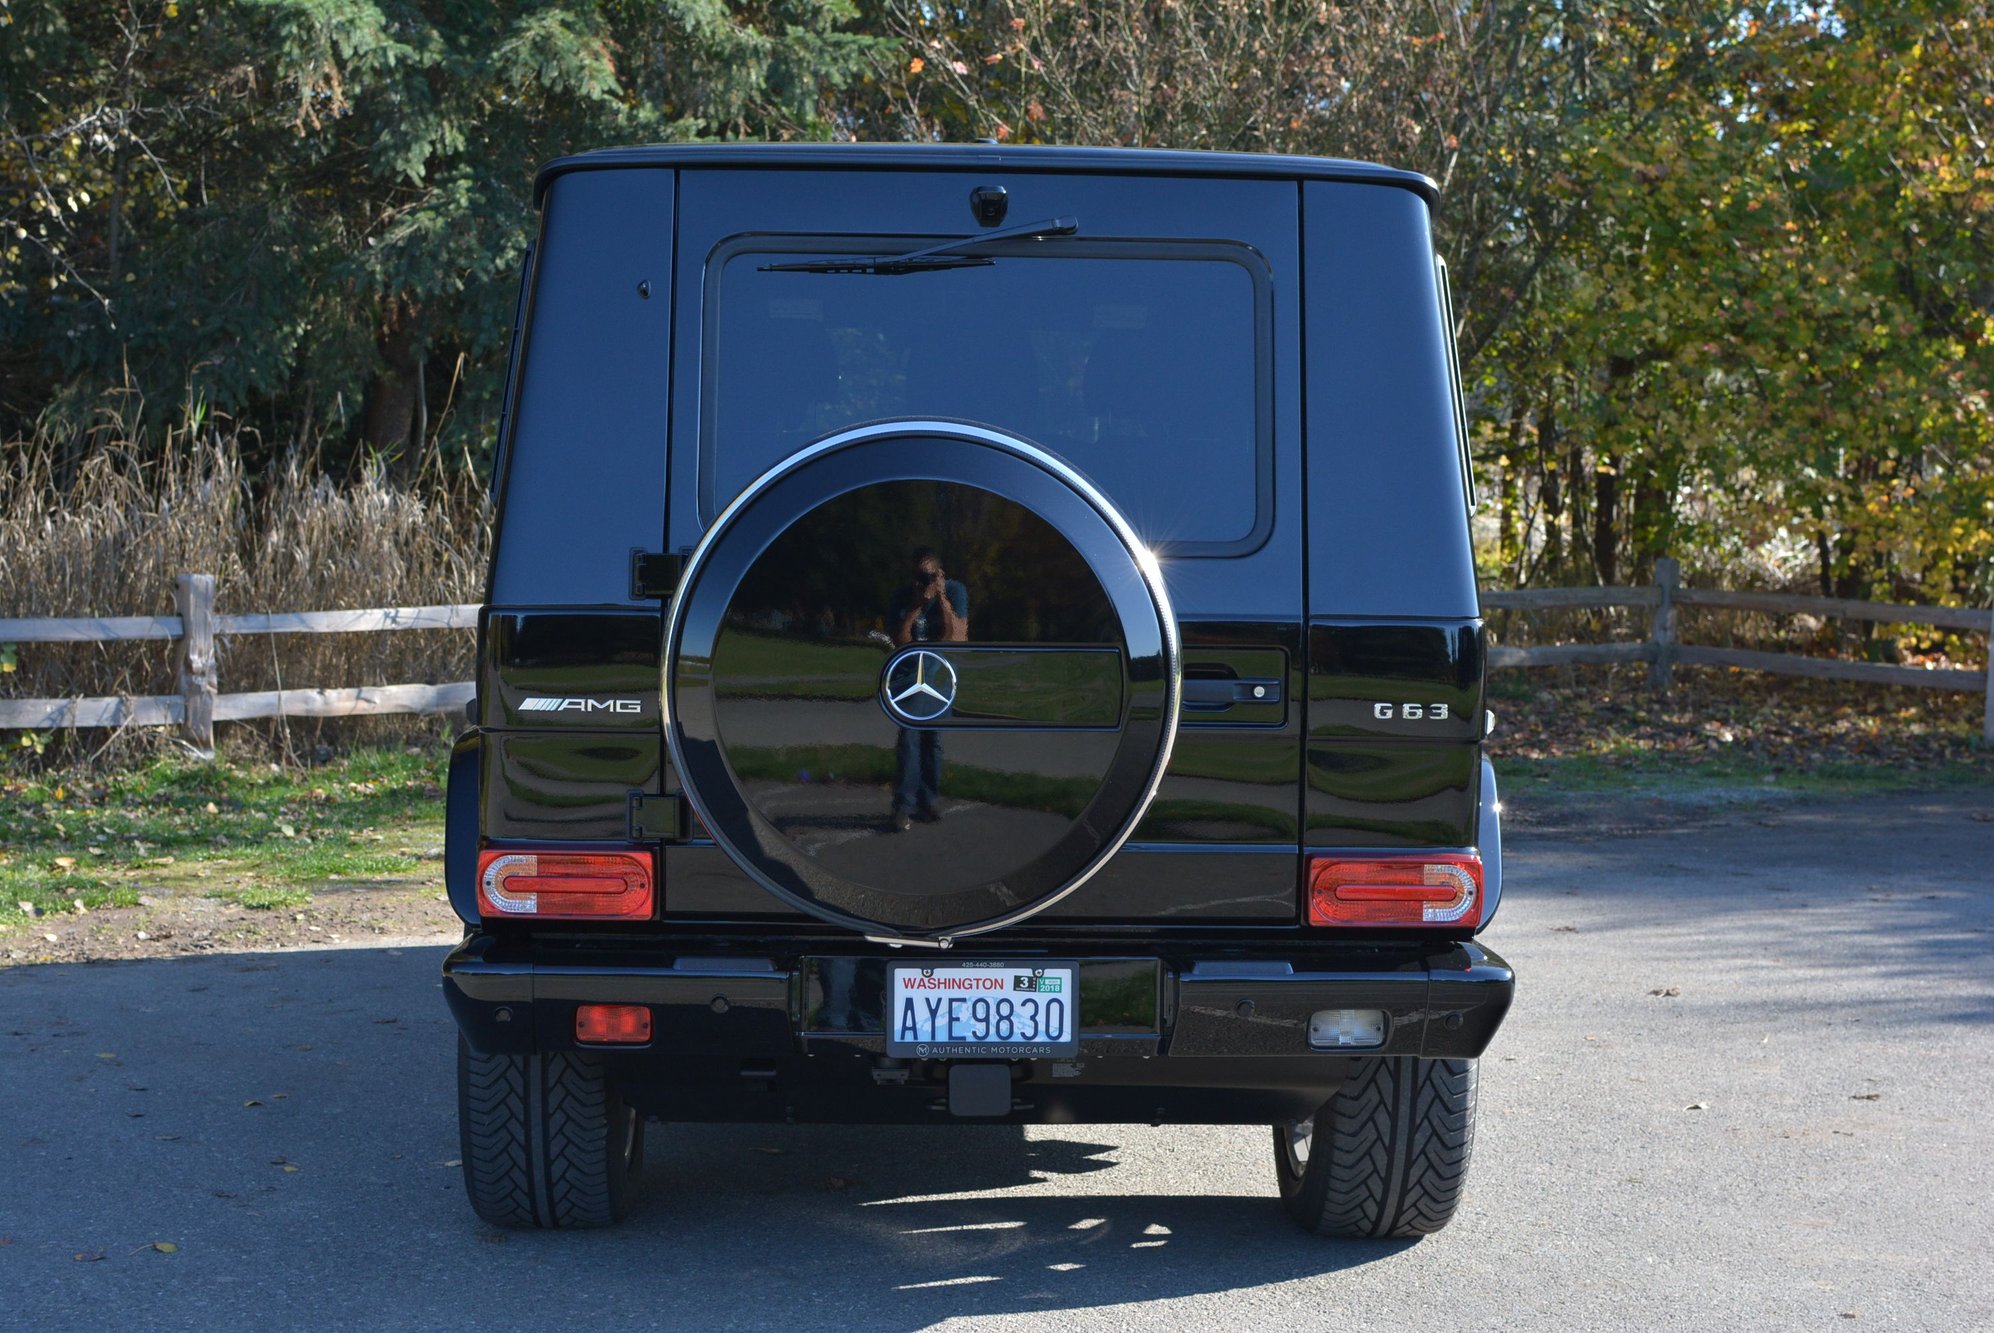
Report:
3,789,1990,1331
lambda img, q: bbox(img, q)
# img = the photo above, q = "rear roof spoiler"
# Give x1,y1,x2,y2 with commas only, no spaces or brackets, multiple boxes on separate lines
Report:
532,143,1439,209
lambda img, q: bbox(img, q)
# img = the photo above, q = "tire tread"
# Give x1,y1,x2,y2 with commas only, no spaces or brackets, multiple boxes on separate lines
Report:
1278,1056,1478,1239
457,1038,639,1229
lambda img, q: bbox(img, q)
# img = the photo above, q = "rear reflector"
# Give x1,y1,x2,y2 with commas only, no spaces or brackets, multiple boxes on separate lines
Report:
477,849,654,920
576,1003,652,1044
1308,853,1482,928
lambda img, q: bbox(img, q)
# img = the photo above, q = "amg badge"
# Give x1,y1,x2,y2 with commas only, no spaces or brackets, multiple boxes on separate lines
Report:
519,696,643,715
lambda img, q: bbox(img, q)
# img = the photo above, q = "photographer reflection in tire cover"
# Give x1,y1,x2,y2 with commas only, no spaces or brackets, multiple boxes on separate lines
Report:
886,545,969,832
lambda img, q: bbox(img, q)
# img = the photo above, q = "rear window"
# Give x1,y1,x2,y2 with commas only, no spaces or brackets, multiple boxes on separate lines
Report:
701,239,1271,555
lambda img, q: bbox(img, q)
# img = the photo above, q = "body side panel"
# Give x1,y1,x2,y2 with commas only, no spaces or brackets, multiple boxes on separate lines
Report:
489,170,675,608
1301,181,1477,619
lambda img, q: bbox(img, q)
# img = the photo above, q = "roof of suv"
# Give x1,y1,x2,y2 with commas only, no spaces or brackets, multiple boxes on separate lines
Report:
533,142,1438,207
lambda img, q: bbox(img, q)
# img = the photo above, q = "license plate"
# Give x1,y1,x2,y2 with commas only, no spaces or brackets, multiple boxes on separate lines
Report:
886,963,1080,1058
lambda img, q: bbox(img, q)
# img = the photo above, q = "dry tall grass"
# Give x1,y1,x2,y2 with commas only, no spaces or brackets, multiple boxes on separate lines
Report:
1,417,489,764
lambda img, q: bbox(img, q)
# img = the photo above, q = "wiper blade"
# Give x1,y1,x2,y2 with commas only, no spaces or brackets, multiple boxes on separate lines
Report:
760,215,1079,275
761,254,997,277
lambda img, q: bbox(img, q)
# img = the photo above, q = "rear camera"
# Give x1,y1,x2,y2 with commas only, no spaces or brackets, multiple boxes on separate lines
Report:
970,185,1009,227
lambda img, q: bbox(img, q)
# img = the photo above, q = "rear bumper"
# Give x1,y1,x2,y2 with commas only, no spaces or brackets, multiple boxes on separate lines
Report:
443,934,1512,1123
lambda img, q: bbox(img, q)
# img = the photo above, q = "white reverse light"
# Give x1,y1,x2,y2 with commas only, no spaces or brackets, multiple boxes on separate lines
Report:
1308,1008,1387,1050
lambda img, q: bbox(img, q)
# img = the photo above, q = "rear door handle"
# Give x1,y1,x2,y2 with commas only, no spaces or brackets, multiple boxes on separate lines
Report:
1182,677,1282,709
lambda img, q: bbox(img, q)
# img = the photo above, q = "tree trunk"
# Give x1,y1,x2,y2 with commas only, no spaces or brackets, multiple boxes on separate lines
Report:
1565,436,1587,580
1538,395,1563,571
1499,403,1525,562
107,151,128,281
1592,451,1620,586
362,301,423,462
1630,466,1669,585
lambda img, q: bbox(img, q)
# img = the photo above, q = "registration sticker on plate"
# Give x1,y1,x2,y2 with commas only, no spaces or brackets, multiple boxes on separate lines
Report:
886,963,1080,1059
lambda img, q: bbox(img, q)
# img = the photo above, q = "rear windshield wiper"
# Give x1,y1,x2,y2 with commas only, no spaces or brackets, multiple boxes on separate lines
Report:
759,215,1079,276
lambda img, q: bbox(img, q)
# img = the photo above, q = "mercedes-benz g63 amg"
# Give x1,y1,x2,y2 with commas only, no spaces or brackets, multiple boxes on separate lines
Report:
443,143,1512,1238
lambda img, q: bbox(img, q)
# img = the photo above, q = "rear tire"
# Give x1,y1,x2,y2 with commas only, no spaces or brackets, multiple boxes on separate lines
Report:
1273,1056,1477,1238
457,1036,644,1228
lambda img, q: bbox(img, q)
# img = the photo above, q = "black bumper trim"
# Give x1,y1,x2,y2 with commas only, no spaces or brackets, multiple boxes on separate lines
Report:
443,935,1513,1065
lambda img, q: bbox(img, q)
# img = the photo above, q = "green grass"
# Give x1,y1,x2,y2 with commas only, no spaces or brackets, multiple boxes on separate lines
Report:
206,884,314,911
250,844,425,884
0,858,138,921
0,746,445,854
0,746,446,930
1499,747,1992,799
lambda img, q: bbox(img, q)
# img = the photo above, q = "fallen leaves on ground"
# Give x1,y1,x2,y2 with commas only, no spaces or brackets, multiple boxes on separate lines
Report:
1490,664,1993,777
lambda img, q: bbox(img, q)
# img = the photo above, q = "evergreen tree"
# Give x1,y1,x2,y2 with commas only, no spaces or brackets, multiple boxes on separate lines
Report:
0,0,885,467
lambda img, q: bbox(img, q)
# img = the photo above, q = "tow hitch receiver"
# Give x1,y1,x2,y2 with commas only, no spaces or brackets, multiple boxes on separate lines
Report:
948,1064,1012,1117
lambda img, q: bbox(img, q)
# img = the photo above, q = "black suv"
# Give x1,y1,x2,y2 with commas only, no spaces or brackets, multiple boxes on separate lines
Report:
443,144,1512,1238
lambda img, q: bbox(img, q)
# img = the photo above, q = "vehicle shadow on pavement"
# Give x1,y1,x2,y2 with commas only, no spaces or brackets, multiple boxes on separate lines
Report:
0,944,1409,1330
638,1121,1414,1324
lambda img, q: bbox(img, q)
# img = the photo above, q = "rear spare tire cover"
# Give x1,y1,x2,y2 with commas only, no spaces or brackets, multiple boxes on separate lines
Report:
664,421,1180,942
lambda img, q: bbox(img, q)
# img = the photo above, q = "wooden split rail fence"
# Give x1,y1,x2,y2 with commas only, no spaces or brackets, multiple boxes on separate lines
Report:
1486,558,1994,742
1,559,1990,751
0,574,478,756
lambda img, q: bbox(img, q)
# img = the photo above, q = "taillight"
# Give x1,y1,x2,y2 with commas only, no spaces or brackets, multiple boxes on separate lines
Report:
576,1003,653,1044
477,849,654,920
1308,853,1482,928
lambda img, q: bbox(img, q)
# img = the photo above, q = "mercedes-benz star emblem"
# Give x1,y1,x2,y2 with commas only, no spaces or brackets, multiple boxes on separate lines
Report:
882,649,958,724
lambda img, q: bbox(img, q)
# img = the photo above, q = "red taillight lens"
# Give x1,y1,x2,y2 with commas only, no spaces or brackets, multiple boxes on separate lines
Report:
575,1003,652,1044
1308,853,1483,928
477,850,654,920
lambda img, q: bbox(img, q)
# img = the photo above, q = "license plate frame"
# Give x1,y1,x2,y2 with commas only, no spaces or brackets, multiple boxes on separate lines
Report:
885,961,1080,1059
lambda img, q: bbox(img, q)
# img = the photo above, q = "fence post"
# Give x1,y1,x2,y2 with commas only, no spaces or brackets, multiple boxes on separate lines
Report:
1984,606,1994,745
175,573,217,757
1647,556,1679,693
